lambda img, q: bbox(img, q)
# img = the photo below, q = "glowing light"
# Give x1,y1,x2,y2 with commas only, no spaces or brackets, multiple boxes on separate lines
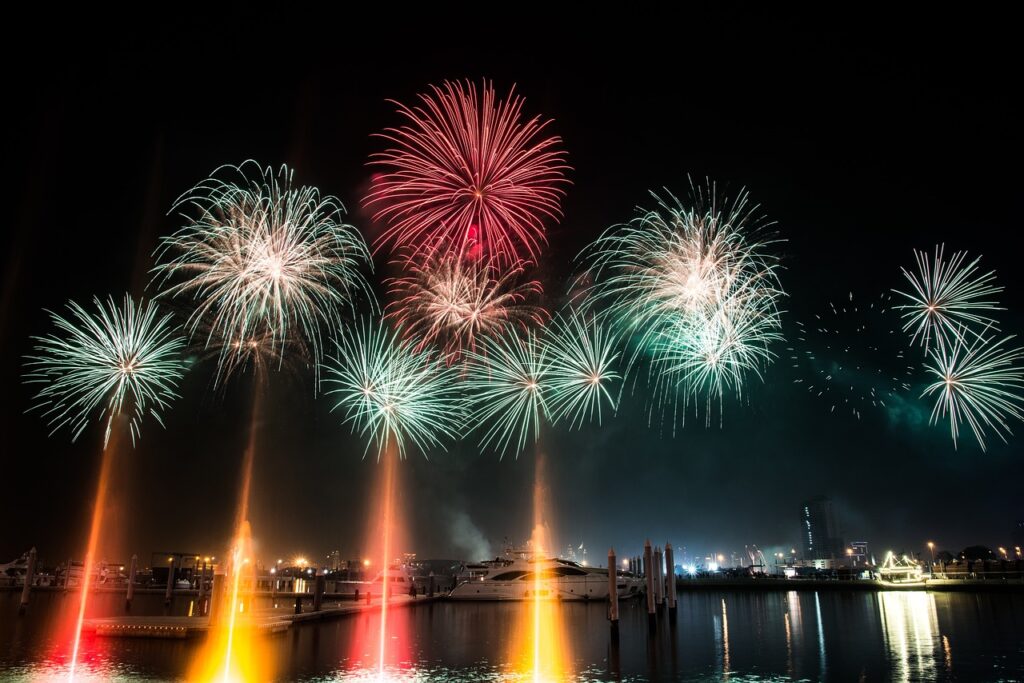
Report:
921,327,1024,451
385,244,545,363
25,295,187,447
325,319,466,459
154,160,372,383
895,244,1003,352
578,184,784,429
366,80,570,265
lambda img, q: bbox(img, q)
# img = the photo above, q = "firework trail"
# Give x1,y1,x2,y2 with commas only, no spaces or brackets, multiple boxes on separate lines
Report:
894,244,1003,353
789,292,916,420
325,319,465,459
577,184,784,428
922,327,1024,451
153,161,372,382
25,294,187,446
365,80,570,266
385,242,546,363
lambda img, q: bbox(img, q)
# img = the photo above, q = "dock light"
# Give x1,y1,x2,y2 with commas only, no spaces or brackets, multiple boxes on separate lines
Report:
363,559,371,567
270,567,276,575
846,548,853,556
686,565,697,576
168,556,174,563
999,547,1007,558
622,559,629,567
708,562,719,572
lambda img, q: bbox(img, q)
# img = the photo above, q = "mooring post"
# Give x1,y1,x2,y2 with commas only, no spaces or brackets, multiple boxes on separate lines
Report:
607,547,619,638
125,554,138,610
665,543,677,614
313,571,326,612
644,540,656,630
654,546,664,607
208,571,226,621
196,561,206,603
164,555,176,605
18,547,37,615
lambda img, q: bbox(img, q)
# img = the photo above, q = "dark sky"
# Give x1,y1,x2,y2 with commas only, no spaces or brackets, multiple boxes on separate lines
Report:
3,9,1021,568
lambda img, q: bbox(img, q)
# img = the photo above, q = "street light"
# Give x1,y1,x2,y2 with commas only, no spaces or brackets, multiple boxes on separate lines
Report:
927,541,935,568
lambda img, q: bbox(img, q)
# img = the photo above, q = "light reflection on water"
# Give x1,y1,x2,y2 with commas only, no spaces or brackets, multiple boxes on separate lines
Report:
2,590,1022,681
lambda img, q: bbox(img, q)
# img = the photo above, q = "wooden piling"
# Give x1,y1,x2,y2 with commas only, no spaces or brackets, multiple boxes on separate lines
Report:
654,546,664,606
313,572,326,612
665,543,677,613
607,547,619,637
164,555,175,604
18,547,37,615
643,540,655,629
125,554,138,609
208,572,226,623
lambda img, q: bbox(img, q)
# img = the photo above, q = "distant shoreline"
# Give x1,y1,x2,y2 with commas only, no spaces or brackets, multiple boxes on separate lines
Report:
675,577,1024,592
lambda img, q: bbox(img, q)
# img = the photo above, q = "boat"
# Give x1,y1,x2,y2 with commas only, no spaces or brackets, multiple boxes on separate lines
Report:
877,551,925,586
449,548,642,601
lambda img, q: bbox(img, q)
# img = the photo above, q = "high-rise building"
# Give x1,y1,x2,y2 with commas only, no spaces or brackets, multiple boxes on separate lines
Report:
800,496,845,559
850,540,868,565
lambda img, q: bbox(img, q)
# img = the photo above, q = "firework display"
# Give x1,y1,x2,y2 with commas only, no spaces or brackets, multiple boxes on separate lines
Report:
790,293,915,420
546,311,621,429
578,186,785,426
153,161,372,380
365,80,570,265
385,242,546,363
894,244,1003,352
325,320,466,458
921,329,1024,451
25,295,187,446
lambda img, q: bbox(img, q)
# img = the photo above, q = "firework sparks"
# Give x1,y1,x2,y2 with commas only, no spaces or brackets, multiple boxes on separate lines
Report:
894,244,1003,352
464,328,550,457
366,80,570,265
546,311,621,429
922,328,1024,451
385,243,546,363
153,161,372,381
464,314,620,456
578,185,784,427
789,292,915,420
24,294,186,447
325,320,465,458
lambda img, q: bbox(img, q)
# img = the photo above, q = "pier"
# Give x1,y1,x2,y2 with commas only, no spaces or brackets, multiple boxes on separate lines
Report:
84,593,440,639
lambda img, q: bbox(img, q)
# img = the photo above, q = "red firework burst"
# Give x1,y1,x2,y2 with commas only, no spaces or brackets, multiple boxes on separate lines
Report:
385,242,547,364
365,80,570,266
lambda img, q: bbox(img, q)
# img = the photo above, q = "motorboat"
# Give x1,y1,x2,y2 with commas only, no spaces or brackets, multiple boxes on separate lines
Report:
449,549,642,601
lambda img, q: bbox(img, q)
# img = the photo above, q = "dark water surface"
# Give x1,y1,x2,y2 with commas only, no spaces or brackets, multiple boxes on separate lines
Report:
1,589,1022,681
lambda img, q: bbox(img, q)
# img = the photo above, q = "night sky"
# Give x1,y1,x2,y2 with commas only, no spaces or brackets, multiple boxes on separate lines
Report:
3,9,1021,567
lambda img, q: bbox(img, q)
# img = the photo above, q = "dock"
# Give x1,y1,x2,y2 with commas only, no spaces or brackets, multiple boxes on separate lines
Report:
84,594,439,639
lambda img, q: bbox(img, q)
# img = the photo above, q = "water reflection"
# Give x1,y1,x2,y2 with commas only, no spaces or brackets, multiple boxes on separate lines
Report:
3,591,1022,681
878,591,940,682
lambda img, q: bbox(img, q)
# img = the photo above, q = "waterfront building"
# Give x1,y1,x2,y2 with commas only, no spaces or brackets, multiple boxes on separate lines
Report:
800,496,845,559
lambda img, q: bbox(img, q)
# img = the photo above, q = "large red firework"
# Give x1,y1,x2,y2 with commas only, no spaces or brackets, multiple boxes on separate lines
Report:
385,243,547,364
365,80,570,266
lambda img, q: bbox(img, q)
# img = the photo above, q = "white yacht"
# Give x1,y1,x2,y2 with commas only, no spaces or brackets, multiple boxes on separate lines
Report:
449,550,642,601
